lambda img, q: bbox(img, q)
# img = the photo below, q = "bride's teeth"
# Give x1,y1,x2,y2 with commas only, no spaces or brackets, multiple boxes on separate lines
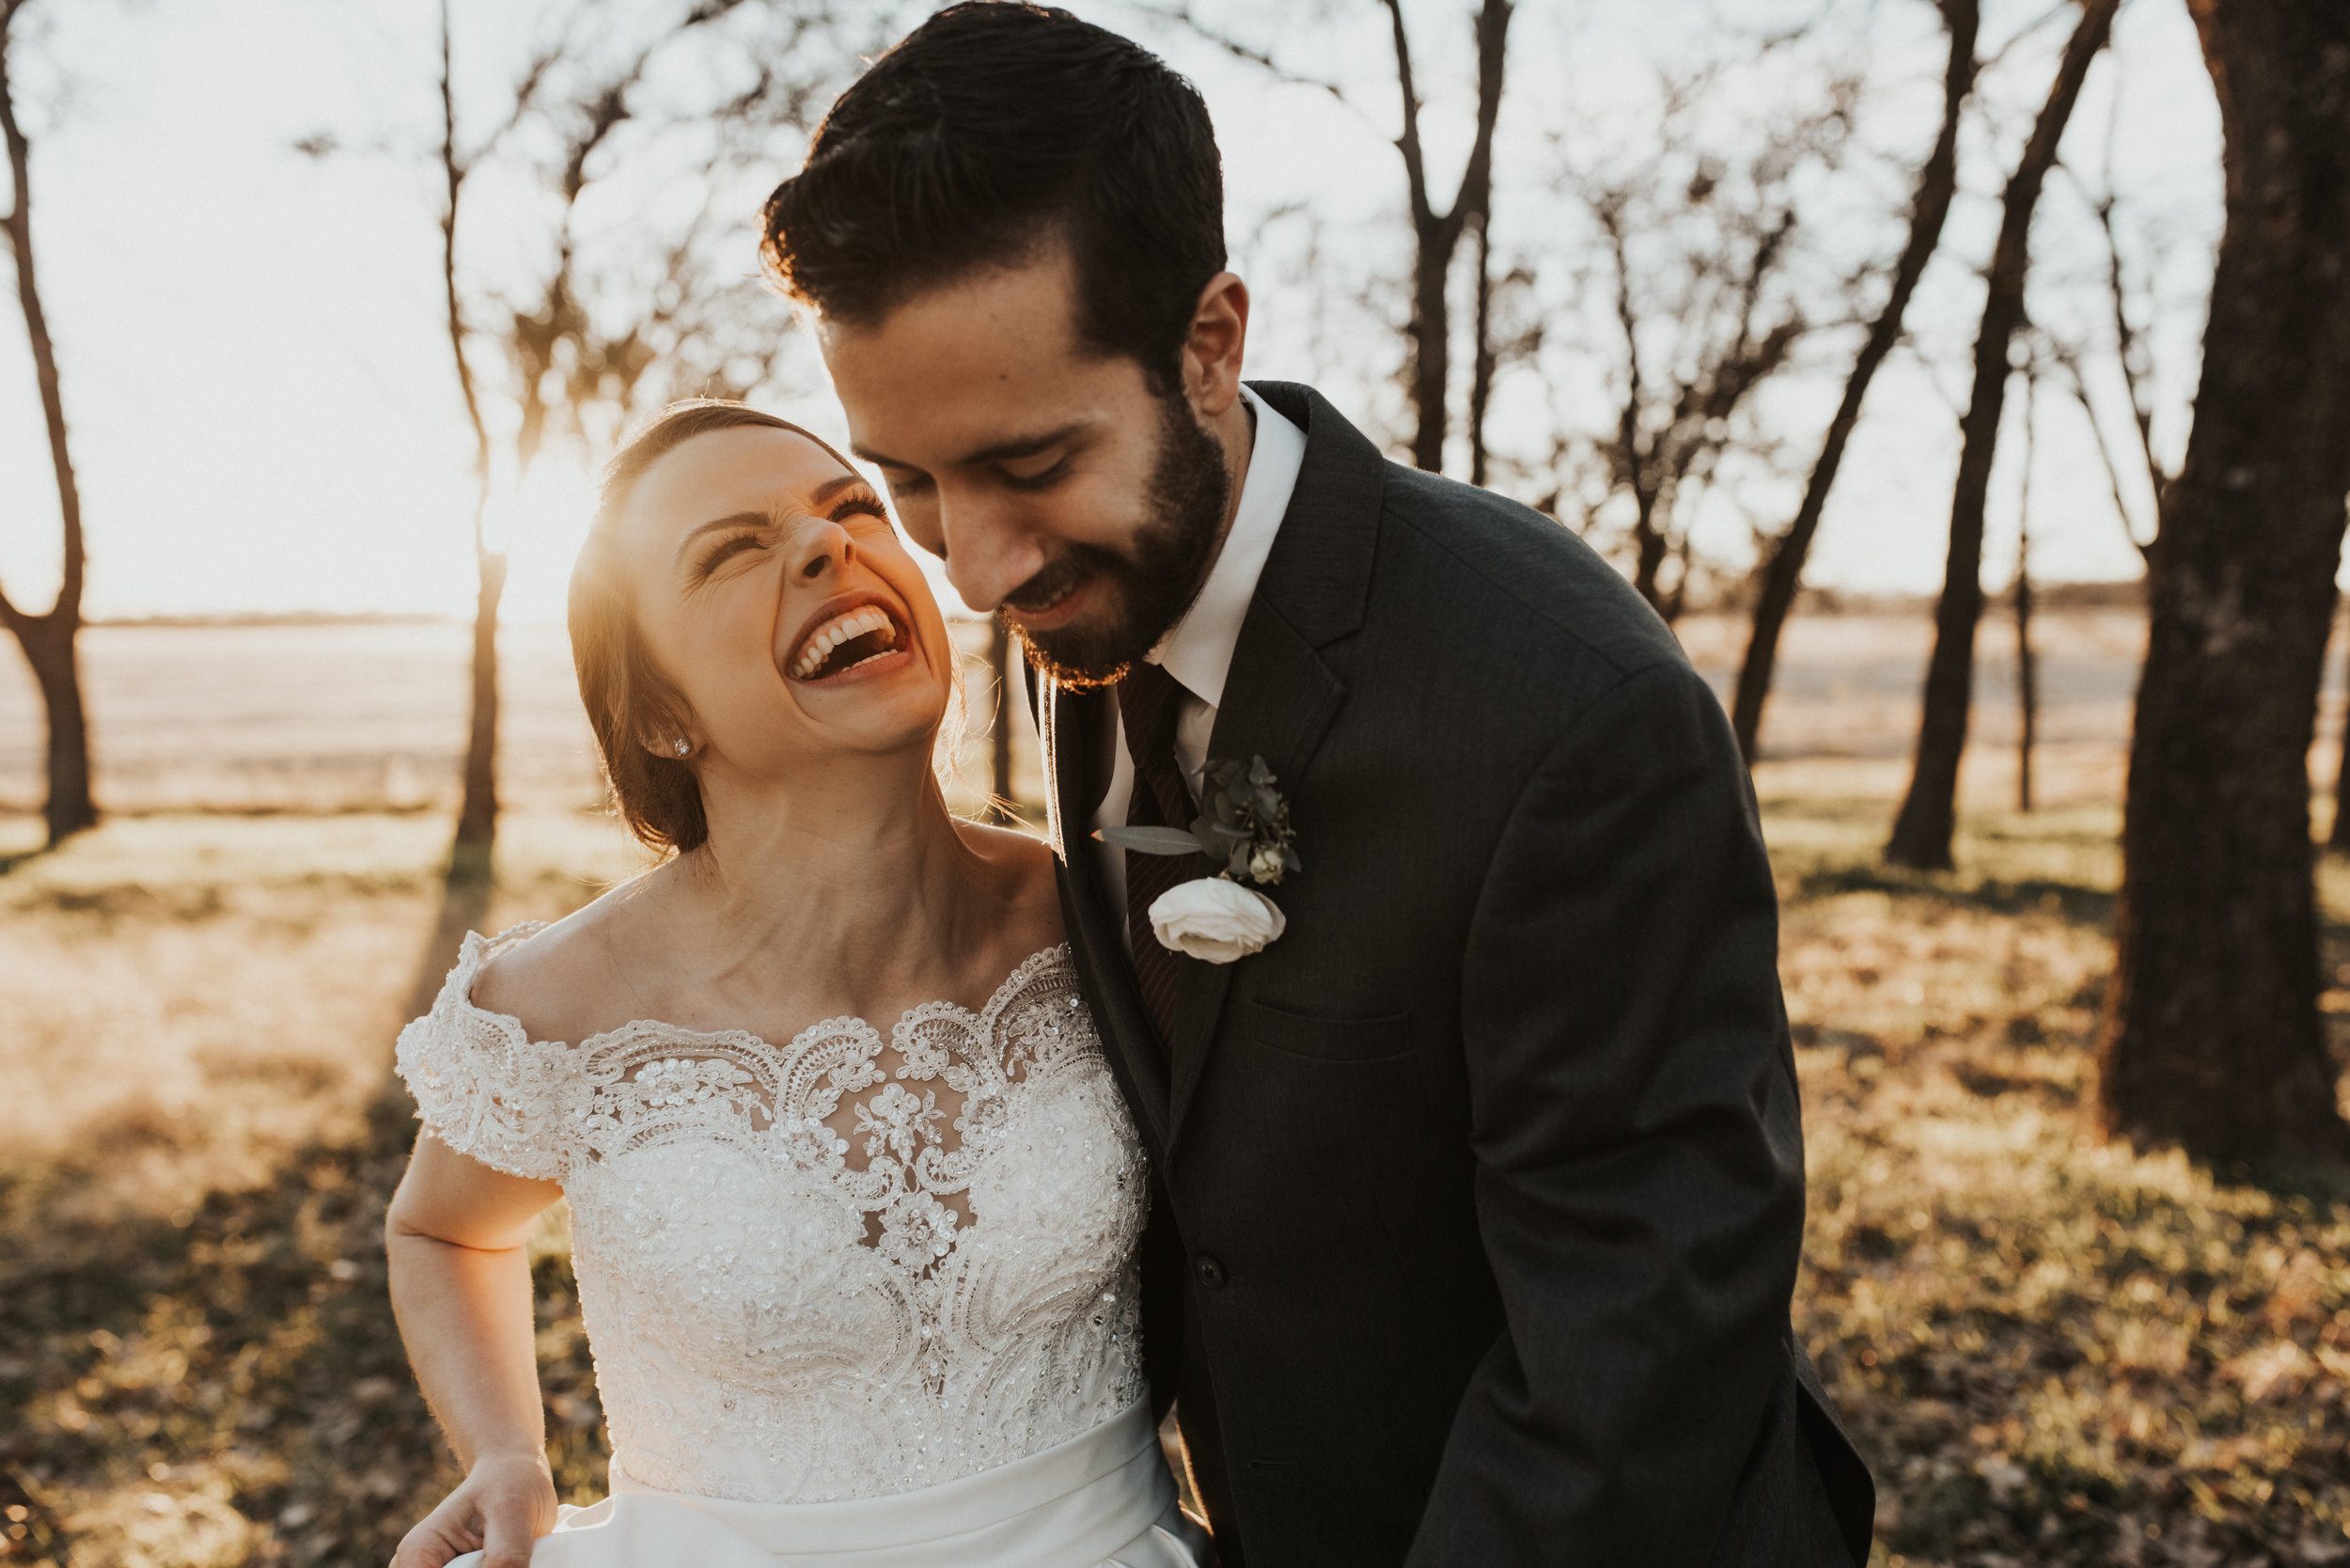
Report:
792,605,901,680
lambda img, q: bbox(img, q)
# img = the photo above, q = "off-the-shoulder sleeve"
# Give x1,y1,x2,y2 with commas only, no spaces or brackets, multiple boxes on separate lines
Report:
395,925,569,1184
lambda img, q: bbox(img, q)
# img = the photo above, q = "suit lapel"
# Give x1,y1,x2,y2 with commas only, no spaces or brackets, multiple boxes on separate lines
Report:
1166,609,1346,1137
1042,678,1174,1157
1163,381,1388,1143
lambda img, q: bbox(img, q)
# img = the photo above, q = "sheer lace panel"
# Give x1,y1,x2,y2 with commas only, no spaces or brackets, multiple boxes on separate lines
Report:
395,928,1150,1504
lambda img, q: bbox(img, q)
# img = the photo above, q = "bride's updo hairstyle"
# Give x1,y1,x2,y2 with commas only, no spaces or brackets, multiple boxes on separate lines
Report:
570,400,860,855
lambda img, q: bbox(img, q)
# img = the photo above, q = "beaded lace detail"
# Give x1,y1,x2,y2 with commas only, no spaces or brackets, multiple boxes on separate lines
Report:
396,925,1148,1503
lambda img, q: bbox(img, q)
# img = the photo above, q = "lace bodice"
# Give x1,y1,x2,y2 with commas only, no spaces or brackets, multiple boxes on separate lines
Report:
396,926,1149,1504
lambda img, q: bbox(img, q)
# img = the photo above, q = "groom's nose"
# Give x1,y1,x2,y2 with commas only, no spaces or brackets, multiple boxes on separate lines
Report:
934,496,1048,614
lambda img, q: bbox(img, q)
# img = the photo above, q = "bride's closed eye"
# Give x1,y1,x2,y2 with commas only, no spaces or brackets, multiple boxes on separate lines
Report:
691,529,769,582
688,494,888,583
827,492,891,525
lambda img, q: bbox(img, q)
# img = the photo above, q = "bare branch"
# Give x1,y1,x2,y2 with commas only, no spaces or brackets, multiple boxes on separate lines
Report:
1382,0,1434,231
1129,1,1349,104
2050,340,2155,557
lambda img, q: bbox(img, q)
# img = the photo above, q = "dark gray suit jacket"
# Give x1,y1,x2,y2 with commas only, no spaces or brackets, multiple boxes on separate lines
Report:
1036,383,1873,1566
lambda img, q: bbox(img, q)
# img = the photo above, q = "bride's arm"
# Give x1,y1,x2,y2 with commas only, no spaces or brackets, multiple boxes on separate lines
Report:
385,1134,566,1568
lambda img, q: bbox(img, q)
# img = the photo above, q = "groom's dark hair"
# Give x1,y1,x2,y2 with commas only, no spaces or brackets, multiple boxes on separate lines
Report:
761,3,1225,394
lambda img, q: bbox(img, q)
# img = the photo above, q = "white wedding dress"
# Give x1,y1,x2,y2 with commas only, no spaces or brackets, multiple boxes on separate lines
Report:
397,926,1206,1568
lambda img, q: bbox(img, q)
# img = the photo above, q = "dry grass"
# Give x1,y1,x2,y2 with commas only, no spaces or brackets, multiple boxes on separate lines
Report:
1767,794,2350,1567
2,778,2348,1566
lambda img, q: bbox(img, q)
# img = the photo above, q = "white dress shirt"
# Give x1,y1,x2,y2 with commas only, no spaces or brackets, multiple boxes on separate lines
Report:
1090,384,1308,942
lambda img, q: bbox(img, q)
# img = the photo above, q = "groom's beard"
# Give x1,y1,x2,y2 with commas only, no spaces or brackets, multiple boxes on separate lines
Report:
1004,394,1231,689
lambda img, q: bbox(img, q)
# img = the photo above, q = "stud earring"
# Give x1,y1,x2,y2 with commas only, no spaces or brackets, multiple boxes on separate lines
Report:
670,738,692,758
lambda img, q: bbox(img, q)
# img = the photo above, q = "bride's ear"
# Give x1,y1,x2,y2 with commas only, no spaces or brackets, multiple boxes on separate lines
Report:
1181,271,1249,420
634,700,700,762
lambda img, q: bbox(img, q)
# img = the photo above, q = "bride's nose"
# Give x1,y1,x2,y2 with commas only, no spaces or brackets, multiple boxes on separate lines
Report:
785,516,854,587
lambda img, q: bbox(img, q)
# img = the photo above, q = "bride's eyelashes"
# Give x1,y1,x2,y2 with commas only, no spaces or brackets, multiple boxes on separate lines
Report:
690,530,766,583
828,491,890,525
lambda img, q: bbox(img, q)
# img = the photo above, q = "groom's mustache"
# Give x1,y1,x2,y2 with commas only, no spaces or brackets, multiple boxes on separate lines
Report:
1001,544,1130,618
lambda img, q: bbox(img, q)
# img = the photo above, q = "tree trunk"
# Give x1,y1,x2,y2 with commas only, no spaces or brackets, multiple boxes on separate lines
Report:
19,613,94,843
1885,0,2116,870
1404,240,1451,473
2014,554,2036,816
1630,481,1670,610
2015,369,2039,814
2098,0,2350,1159
449,546,507,879
1731,0,1979,763
987,612,1015,813
2329,605,2350,851
0,1,98,848
439,0,501,884
1383,0,1510,475
1468,212,1496,488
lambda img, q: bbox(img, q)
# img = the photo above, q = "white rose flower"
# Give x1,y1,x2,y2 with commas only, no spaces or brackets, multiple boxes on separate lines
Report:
1148,877,1287,964
1248,843,1288,885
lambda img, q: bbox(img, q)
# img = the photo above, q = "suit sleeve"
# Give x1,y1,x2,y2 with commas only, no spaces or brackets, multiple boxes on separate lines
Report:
1408,660,1810,1564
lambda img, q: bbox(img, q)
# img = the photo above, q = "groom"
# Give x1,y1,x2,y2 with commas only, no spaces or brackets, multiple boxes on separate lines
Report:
763,6,1872,1563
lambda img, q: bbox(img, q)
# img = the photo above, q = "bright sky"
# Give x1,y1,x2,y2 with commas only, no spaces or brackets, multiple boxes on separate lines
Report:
0,0,2220,624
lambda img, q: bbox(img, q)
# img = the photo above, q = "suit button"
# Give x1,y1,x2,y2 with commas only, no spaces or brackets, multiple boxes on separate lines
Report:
1193,1253,1228,1290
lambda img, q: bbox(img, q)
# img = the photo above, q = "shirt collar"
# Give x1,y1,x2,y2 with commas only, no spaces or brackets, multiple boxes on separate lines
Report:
1149,384,1307,711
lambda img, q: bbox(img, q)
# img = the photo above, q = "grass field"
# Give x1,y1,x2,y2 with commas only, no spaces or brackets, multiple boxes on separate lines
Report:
4,612,2350,1566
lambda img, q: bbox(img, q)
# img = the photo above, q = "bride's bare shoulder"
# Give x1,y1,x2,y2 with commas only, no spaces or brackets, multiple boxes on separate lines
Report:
469,874,664,1045
954,816,1065,946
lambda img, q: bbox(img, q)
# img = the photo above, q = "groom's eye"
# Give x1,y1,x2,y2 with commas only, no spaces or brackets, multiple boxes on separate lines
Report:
1000,454,1071,492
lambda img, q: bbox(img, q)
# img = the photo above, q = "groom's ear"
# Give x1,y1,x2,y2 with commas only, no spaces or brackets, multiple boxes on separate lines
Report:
1178,272,1250,422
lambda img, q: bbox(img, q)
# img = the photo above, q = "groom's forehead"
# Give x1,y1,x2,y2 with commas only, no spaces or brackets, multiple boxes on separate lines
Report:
821,252,1135,463
824,245,1087,377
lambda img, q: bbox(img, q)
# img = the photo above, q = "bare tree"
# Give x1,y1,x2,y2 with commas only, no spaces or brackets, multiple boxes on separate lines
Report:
431,0,833,878
2013,367,2038,813
1156,1,1515,475
1382,0,1512,472
1884,0,2119,870
1730,0,1981,762
2098,0,2350,1159
438,0,502,880
0,0,94,848
1546,69,1859,623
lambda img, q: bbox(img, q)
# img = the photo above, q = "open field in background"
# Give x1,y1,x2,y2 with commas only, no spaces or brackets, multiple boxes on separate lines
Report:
4,608,2350,1566
13,607,2335,833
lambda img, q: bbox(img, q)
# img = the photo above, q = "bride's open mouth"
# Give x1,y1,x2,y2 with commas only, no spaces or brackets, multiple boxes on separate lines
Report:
783,592,916,684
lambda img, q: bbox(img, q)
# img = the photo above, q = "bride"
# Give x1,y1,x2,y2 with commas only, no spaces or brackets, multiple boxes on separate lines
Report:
385,401,1206,1568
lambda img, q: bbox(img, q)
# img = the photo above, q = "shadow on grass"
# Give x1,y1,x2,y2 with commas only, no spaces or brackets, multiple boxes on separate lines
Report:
1790,861,2118,927
0,870,603,1568
0,843,51,877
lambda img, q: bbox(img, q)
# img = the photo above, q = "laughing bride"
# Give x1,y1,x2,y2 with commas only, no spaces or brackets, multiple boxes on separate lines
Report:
384,401,1204,1568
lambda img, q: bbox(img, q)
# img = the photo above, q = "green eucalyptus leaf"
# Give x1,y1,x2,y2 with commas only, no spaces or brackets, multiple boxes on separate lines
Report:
1095,825,1208,856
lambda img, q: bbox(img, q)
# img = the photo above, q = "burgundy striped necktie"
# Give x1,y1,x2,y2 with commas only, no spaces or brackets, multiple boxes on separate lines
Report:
1118,660,1209,1046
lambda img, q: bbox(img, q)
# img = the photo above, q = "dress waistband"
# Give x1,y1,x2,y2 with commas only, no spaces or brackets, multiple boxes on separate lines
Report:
580,1396,1174,1567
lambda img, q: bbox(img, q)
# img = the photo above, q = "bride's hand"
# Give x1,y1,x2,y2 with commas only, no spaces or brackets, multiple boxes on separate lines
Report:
390,1450,559,1568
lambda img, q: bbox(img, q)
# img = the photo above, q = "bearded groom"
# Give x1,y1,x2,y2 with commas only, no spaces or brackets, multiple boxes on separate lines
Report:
760,7,1875,1563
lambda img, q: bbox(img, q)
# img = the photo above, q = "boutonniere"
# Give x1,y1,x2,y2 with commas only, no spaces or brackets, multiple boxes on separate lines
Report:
1096,755,1301,964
